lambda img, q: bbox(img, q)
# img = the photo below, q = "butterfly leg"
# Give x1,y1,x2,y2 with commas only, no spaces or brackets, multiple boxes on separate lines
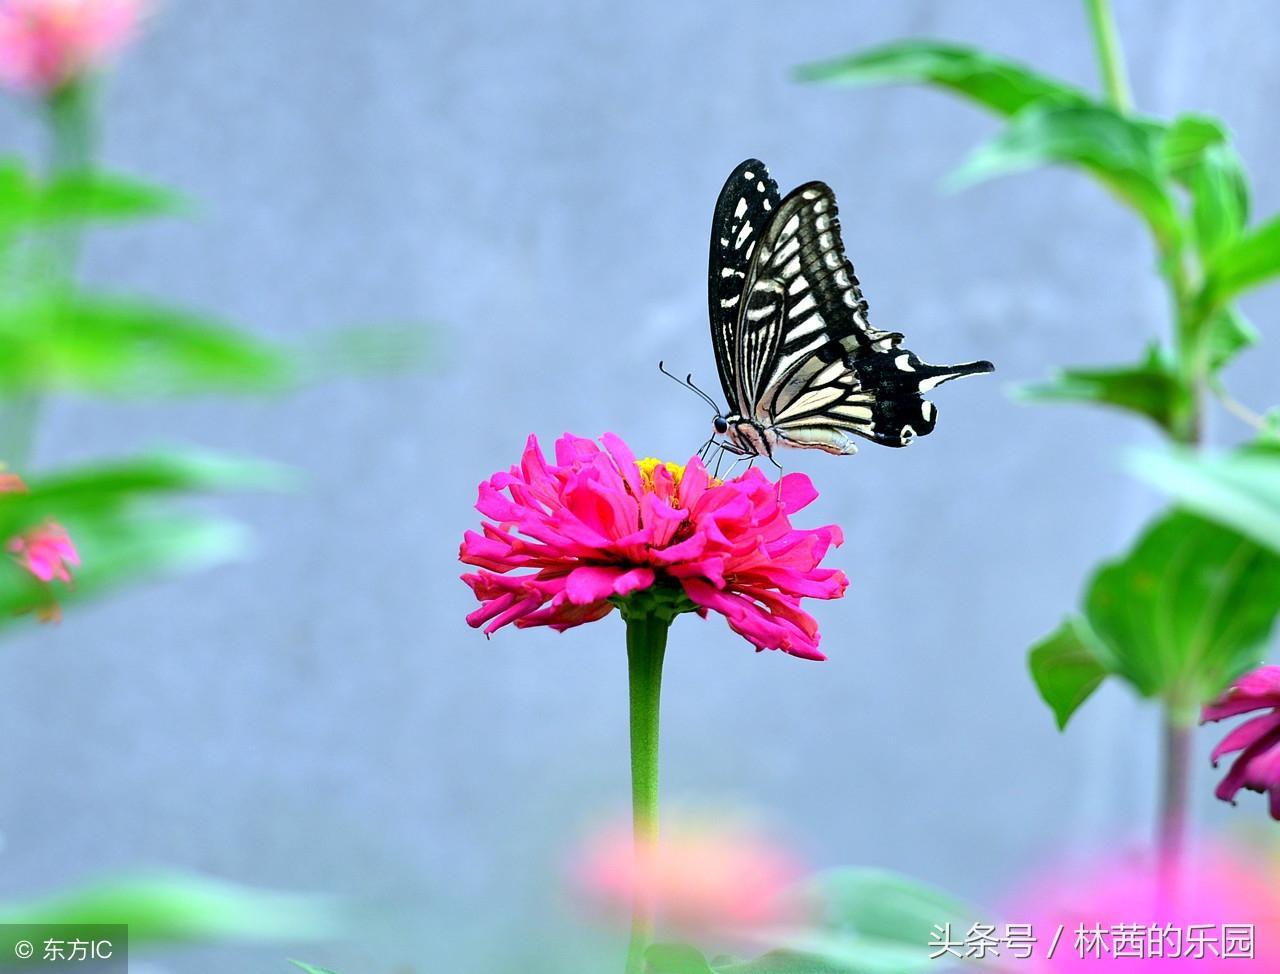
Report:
696,435,716,464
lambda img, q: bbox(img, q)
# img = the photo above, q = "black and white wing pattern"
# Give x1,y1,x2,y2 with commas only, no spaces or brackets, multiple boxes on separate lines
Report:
707,159,993,455
707,159,780,409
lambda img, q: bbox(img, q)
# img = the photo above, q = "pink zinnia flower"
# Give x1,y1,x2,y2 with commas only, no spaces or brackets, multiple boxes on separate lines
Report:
460,433,847,660
1203,665,1280,819
571,817,806,935
1,470,79,620
0,0,143,93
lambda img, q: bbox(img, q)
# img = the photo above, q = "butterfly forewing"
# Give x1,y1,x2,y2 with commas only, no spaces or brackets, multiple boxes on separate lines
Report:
708,159,780,409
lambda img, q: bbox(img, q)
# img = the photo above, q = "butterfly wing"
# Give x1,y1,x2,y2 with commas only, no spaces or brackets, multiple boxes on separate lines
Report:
736,180,993,451
708,159,780,411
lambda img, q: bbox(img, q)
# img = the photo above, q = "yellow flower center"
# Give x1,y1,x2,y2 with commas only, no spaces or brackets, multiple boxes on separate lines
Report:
635,457,685,492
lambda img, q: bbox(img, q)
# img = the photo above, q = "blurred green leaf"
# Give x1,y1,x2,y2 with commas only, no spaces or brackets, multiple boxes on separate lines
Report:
1204,213,1280,306
1180,144,1249,258
1128,446,1280,555
290,962,341,974
1158,114,1227,175
0,513,248,623
794,40,1085,116
0,873,337,946
651,944,871,974
766,869,976,974
1015,344,1184,431
720,950,862,973
1028,617,1112,729
1083,510,1280,704
0,452,289,625
950,104,1182,247
648,945,717,974
0,293,293,396
1202,307,1257,373
0,159,181,229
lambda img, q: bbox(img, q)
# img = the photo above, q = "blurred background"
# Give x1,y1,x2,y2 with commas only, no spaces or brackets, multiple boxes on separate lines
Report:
1,0,1278,971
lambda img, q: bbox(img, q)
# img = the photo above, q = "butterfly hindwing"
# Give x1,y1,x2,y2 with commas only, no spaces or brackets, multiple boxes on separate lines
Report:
771,348,992,450
708,159,780,409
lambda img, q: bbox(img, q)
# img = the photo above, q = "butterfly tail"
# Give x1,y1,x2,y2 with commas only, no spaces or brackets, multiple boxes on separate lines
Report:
914,357,995,392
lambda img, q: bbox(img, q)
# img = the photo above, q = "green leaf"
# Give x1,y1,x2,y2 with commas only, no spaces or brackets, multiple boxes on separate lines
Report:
1028,617,1112,729
1181,144,1249,258
0,873,338,946
794,40,1086,116
1204,212,1280,306
290,962,341,974
1156,115,1249,256
36,170,184,223
1127,446,1280,556
1015,344,1185,431
0,159,181,229
1158,114,1227,175
647,944,717,974
1202,306,1257,373
0,293,293,396
950,104,1182,247
758,869,977,974
1083,509,1280,703
719,950,862,973
0,452,289,625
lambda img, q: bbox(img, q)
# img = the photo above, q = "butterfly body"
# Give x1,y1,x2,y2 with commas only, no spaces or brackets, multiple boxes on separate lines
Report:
705,159,993,457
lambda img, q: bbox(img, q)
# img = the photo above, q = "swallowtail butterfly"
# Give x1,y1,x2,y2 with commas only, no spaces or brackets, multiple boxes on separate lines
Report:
698,158,993,458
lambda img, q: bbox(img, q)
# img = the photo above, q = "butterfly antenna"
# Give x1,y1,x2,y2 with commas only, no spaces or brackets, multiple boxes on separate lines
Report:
683,372,720,411
658,361,720,412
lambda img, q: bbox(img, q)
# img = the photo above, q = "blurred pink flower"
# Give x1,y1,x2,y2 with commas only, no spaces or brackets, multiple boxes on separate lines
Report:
8,520,78,583
460,433,847,660
1009,846,1280,970
1203,666,1280,819
0,0,143,93
572,818,806,935
1,470,79,620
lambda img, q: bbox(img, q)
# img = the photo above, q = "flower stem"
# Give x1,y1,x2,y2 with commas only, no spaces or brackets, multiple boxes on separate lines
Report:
1,81,97,472
623,609,669,974
1157,708,1194,900
1084,0,1133,112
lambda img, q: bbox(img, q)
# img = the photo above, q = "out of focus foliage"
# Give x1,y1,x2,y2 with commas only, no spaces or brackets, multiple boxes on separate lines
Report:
799,27,1280,734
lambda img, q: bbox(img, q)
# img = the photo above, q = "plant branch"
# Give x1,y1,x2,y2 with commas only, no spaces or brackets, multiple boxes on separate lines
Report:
1,81,98,472
1084,0,1133,112
1157,711,1194,900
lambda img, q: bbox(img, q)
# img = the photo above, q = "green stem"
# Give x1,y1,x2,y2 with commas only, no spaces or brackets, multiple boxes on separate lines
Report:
1084,0,1133,112
1156,709,1194,901
1,80,97,471
623,609,669,974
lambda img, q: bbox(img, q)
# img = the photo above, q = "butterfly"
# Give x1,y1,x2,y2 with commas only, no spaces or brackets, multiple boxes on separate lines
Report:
685,158,993,459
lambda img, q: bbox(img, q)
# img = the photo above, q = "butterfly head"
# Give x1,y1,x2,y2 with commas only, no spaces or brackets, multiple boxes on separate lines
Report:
713,415,729,435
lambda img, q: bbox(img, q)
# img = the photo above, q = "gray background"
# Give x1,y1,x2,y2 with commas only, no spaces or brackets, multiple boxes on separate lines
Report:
1,1,1278,971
